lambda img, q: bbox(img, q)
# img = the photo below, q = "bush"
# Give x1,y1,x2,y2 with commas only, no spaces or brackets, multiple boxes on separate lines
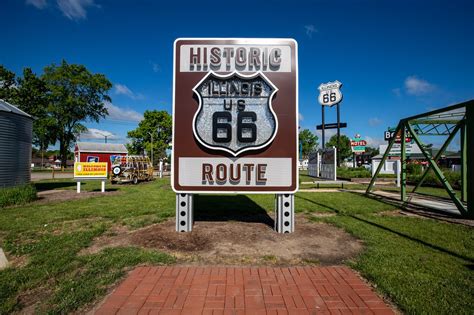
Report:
337,167,371,179
0,184,37,208
407,163,423,175
408,170,461,189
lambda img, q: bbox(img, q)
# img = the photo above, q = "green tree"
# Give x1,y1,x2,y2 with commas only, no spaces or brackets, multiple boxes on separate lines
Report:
298,129,318,159
0,65,17,101
0,66,56,167
42,60,112,168
326,134,352,163
127,110,172,164
16,68,57,166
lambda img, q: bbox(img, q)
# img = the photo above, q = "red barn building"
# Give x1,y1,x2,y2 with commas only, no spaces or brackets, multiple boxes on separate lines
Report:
74,142,128,171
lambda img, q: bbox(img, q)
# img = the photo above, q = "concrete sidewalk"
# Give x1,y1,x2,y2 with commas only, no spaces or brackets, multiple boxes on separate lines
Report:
94,266,394,314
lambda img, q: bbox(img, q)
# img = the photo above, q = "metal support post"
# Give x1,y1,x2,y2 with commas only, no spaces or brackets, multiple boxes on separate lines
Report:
77,181,81,193
321,105,325,148
101,180,105,193
461,122,467,203
336,103,341,167
466,104,473,216
401,123,407,201
176,194,194,232
275,194,295,233
396,160,401,188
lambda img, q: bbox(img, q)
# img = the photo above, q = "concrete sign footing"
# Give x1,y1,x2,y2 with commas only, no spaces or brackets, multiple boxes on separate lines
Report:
275,194,295,233
176,193,194,232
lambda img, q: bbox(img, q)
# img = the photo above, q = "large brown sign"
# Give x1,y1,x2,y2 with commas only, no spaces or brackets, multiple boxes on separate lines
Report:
172,38,298,193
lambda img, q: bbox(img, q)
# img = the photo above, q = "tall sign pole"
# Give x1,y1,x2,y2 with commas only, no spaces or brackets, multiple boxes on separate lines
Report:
336,103,341,166
318,80,343,160
321,105,325,148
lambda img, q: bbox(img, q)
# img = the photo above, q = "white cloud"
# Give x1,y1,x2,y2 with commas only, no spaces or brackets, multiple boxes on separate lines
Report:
365,136,386,148
80,128,116,140
368,117,382,127
298,112,304,121
105,102,143,122
315,129,338,146
56,0,97,20
404,76,435,95
26,0,47,9
114,83,144,100
26,0,98,20
305,25,317,38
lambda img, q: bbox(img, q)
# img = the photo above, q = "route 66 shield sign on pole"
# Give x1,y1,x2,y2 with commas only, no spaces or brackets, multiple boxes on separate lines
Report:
318,80,343,106
172,38,298,193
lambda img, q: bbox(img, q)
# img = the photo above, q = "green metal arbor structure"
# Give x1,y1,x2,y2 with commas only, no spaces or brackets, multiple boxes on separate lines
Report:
366,100,473,218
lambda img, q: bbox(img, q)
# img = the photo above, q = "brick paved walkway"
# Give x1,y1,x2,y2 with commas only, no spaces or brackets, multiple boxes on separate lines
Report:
95,266,394,314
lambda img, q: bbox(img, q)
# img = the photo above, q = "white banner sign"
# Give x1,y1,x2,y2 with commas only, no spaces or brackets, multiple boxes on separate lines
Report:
178,157,291,187
180,44,292,72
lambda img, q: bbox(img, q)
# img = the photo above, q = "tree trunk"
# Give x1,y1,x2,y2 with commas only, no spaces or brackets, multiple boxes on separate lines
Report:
60,137,67,170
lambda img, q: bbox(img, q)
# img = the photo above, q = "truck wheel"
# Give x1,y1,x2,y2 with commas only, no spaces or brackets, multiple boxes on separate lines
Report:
133,177,138,185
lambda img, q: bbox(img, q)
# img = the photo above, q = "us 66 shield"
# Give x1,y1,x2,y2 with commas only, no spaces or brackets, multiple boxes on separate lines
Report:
193,71,278,156
172,38,298,193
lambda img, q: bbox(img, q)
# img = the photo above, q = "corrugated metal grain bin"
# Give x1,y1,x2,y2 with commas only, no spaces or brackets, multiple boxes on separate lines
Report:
0,99,33,188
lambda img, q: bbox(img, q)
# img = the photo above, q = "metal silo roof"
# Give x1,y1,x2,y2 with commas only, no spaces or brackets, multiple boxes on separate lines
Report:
76,142,128,153
0,99,33,119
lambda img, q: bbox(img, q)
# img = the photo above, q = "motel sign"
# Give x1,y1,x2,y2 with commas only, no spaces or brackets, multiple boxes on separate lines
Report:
172,38,298,232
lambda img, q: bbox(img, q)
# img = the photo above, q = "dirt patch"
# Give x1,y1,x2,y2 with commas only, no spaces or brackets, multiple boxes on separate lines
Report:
78,225,131,256
15,283,53,315
82,215,363,266
35,189,121,204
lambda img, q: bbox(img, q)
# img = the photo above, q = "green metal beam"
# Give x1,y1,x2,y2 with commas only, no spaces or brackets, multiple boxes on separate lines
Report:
366,122,402,194
410,119,461,125
401,123,407,201
402,100,473,122
406,123,467,216
412,121,463,194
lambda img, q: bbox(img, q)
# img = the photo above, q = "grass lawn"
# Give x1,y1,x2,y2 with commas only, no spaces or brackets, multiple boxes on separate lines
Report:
0,178,472,313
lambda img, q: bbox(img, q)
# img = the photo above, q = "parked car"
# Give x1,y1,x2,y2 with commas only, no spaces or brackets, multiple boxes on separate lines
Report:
110,155,153,184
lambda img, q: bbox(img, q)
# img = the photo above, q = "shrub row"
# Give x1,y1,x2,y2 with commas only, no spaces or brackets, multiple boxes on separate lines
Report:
408,170,461,189
337,167,371,179
0,184,37,208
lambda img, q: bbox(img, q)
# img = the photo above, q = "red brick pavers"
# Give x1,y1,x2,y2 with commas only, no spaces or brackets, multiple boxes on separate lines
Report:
95,266,395,315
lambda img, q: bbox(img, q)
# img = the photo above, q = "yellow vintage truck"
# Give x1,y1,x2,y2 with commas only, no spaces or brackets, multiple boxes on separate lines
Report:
110,155,153,184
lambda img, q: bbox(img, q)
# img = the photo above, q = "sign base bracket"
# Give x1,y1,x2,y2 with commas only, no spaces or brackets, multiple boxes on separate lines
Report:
274,194,295,233
176,193,194,232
